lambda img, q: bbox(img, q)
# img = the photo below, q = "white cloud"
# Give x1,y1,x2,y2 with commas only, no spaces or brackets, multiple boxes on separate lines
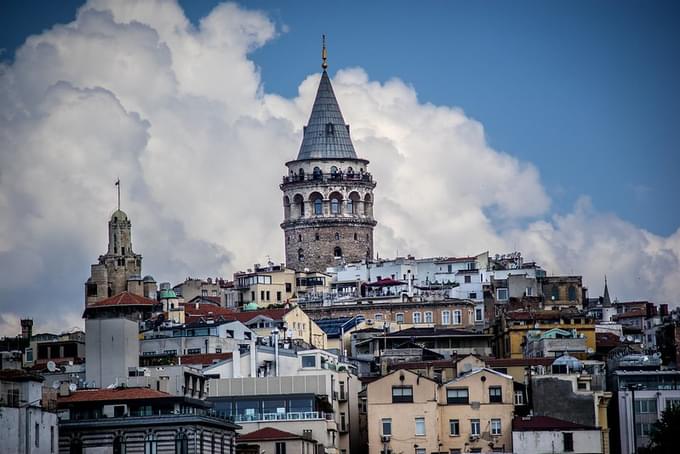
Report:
0,0,678,335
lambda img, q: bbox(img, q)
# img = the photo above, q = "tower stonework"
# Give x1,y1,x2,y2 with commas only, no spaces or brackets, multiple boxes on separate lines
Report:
281,49,377,273
85,209,142,305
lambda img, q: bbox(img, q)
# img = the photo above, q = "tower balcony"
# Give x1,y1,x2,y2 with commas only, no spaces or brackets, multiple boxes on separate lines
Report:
281,215,377,230
280,172,375,189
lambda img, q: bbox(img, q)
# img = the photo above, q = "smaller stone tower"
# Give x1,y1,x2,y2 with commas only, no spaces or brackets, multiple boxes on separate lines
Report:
85,192,143,305
280,38,377,273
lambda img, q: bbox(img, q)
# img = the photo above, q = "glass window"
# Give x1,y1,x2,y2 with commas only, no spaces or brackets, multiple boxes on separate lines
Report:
392,386,413,403
634,398,657,414
424,312,433,323
276,442,286,454
416,449,426,454
415,417,425,436
447,388,469,404
382,418,392,435
514,391,524,405
470,292,478,300
568,285,577,301
497,288,508,301
144,434,157,454
175,433,188,454
464,275,471,283
314,198,323,215
301,356,316,368
551,285,560,300
475,308,483,321
489,386,502,403
442,311,451,325
396,313,404,324
453,310,462,325
449,419,459,436
375,313,383,321
470,419,480,436
666,398,680,410
491,419,502,436
331,198,340,214
412,312,421,324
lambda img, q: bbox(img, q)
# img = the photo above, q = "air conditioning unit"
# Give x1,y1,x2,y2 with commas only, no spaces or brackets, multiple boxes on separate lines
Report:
469,435,479,442
381,435,391,443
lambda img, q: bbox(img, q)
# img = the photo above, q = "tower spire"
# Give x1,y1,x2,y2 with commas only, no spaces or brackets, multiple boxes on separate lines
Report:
322,34,328,70
115,178,120,211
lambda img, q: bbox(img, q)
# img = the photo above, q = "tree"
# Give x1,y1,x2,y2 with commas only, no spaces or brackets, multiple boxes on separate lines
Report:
644,403,680,454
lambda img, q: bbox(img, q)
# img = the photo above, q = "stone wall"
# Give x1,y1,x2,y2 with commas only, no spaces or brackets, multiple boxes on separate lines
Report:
532,377,596,426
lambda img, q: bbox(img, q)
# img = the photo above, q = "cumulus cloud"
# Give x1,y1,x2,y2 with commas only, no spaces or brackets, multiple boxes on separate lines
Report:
0,0,678,335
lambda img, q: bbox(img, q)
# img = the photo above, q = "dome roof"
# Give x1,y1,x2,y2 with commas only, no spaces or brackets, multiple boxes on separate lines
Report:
110,209,128,222
243,302,259,311
552,353,582,370
142,275,156,282
159,289,177,299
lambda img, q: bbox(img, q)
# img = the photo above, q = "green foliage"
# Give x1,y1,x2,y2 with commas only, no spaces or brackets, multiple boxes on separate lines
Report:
644,404,680,454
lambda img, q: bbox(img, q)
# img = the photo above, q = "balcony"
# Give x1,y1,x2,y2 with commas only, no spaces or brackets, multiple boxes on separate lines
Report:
281,172,374,187
223,411,333,423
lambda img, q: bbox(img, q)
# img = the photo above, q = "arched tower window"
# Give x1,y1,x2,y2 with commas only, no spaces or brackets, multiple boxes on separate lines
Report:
348,192,360,214
551,285,560,301
330,166,338,179
293,194,304,217
283,196,291,219
175,432,188,454
354,233,358,241
298,248,305,262
313,167,322,180
335,232,340,241
310,192,323,215
315,233,320,241
144,433,157,454
347,167,354,176
334,247,342,258
568,285,577,301
364,193,373,216
298,234,302,242
298,168,305,178
329,192,343,215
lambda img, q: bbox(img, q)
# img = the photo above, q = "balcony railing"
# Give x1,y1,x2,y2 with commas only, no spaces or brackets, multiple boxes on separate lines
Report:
221,411,334,423
282,172,373,185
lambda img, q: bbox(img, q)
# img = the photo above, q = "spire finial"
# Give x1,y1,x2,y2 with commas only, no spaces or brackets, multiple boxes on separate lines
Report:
115,178,120,211
322,34,328,70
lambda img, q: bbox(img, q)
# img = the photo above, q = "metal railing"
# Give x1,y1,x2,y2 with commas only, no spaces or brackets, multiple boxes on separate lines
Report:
221,411,334,422
282,173,373,185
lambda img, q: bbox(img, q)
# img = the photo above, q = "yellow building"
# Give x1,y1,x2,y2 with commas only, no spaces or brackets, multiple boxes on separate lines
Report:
496,310,596,358
234,264,296,308
367,367,515,454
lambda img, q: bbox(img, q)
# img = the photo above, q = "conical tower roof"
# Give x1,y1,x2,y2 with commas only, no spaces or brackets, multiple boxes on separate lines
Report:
603,276,612,306
296,68,357,160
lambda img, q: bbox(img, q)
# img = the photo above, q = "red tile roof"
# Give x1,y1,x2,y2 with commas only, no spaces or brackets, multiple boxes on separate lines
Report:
182,304,236,320
238,427,303,442
58,387,171,404
228,308,291,323
513,415,598,431
179,353,232,366
596,332,622,348
486,357,554,368
87,291,157,308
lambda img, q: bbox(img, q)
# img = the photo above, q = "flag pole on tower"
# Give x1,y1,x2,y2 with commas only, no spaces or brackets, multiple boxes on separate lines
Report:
115,178,120,211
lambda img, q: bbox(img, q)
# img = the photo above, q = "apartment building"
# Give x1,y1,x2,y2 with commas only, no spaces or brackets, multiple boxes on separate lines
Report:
367,367,514,454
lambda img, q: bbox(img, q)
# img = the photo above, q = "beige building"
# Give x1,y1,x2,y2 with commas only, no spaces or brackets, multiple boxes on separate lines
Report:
367,367,515,454
234,264,297,308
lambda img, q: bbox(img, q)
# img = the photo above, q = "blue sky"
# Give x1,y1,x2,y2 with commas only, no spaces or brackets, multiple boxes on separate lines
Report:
2,0,678,237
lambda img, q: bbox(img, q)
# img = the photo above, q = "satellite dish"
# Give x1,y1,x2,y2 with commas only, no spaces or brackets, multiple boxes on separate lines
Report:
47,361,56,372
52,381,60,390
69,383,78,392
626,335,633,342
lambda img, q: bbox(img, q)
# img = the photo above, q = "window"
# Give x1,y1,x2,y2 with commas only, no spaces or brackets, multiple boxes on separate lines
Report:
298,234,302,242
475,308,483,321
382,418,392,435
396,313,404,324
334,247,342,258
187,348,201,355
144,433,157,454
464,275,471,283
348,199,354,213
334,232,340,240
424,312,433,323
70,439,83,454
551,285,560,300
51,426,55,453
260,290,265,301
470,419,480,436
450,450,461,454
35,423,39,447
415,449,426,454
285,283,292,293
526,287,534,296
314,198,323,215
442,310,451,325
497,288,508,301
375,313,383,321
298,248,304,262
568,285,577,301
635,422,653,437
415,417,426,436
114,405,126,417
276,442,286,454
114,435,126,454
301,355,316,368
469,292,477,299
447,388,469,404
490,419,502,436
449,419,460,436
331,198,340,214
412,312,422,324
489,386,502,403
453,310,462,325
634,398,657,414
666,398,680,410
266,291,270,301
392,386,413,403
563,432,574,452
276,291,282,301
341,412,346,431
315,233,320,241
514,391,524,405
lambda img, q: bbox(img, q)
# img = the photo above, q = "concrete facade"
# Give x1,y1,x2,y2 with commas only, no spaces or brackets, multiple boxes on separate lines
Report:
512,428,602,454
85,317,139,388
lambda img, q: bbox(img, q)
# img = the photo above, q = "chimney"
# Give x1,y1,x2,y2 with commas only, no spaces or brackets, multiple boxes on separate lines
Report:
20,319,33,340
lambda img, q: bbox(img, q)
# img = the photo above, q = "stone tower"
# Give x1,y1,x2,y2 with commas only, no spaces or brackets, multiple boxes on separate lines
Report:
281,40,377,272
85,208,142,305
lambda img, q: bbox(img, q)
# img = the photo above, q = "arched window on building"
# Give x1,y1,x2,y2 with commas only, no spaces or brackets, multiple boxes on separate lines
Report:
144,433,157,454
283,196,290,219
330,192,343,215
298,168,305,178
113,435,126,454
568,285,577,302
364,193,373,216
298,234,302,242
551,285,560,301
335,232,340,241
348,192,360,215
298,248,305,262
330,166,338,179
315,233,320,241
313,166,322,180
293,194,305,217
354,233,358,240
314,199,323,215
334,247,343,258
347,167,354,177
175,432,188,454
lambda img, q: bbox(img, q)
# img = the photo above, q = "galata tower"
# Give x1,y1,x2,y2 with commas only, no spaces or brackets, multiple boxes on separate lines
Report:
281,39,377,272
